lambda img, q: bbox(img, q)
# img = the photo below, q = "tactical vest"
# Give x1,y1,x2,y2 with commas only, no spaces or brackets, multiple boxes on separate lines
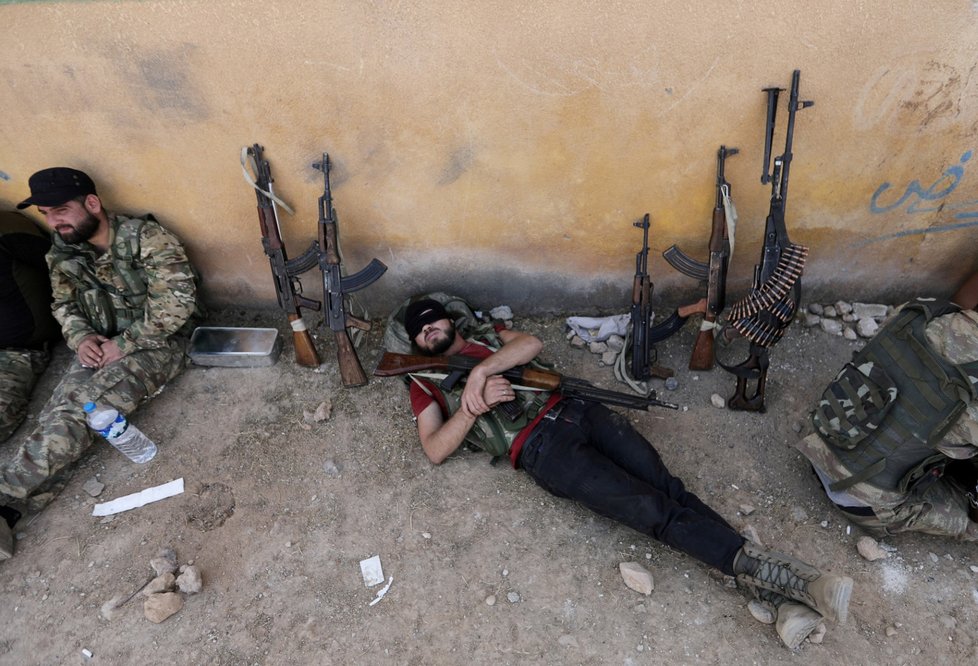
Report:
48,215,152,337
811,299,978,495
411,332,553,457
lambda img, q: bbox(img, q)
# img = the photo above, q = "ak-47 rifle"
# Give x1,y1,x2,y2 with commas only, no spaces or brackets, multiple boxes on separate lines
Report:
628,214,684,382
312,153,388,387
374,351,678,411
244,144,322,367
663,146,739,371
720,70,813,412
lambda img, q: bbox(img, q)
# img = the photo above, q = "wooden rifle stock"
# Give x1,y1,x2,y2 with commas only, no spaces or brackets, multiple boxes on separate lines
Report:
247,143,322,368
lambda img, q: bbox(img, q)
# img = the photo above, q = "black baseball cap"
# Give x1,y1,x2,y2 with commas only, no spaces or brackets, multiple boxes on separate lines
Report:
405,299,450,341
17,167,98,209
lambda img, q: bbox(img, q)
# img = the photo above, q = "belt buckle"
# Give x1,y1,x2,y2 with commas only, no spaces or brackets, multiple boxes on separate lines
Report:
542,403,564,422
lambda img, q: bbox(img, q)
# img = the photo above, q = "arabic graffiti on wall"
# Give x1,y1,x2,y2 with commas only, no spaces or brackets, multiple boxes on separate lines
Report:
863,150,978,246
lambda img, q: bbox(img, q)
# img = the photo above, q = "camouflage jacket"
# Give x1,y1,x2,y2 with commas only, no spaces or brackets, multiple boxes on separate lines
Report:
47,213,201,356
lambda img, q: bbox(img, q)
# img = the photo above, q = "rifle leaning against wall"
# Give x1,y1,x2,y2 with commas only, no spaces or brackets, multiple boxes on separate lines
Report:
312,154,388,387
374,351,679,411
627,213,688,383
663,145,739,371
243,144,322,368
719,69,813,412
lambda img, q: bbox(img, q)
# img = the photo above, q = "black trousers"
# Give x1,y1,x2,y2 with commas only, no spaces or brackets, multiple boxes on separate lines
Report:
518,400,744,575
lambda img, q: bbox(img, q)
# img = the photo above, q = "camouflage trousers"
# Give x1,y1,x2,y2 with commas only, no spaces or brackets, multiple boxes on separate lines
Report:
0,338,187,508
0,348,50,443
841,478,976,540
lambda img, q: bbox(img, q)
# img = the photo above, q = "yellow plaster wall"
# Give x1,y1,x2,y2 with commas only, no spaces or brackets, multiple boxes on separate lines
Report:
1,1,976,313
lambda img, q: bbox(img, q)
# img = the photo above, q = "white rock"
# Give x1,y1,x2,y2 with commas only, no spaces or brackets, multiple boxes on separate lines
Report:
619,561,654,595
843,327,858,341
606,334,625,352
808,622,827,644
807,303,824,316
82,478,104,497
835,301,853,315
820,319,843,335
176,565,203,594
506,592,521,603
856,536,889,561
823,305,838,318
739,504,756,516
485,595,496,606
853,303,889,320
803,313,821,327
570,336,586,349
747,599,776,624
710,393,726,409
600,350,618,366
857,317,879,338
588,341,608,354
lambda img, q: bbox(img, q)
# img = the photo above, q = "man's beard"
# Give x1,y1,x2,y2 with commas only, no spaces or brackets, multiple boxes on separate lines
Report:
57,212,100,244
417,321,456,356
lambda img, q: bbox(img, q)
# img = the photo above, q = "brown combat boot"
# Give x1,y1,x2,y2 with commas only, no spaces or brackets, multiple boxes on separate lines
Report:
733,542,853,623
752,587,825,649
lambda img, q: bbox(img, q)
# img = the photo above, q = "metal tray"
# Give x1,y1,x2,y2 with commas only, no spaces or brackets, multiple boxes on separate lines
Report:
188,327,283,367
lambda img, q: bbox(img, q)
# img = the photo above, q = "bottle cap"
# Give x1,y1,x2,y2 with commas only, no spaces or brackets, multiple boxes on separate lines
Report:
83,402,96,413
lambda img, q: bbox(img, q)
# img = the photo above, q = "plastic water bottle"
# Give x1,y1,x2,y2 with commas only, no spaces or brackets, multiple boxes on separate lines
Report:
83,402,157,463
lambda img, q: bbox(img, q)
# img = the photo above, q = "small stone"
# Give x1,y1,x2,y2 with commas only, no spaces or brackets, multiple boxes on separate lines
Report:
176,565,203,594
600,350,618,366
710,393,726,409
823,305,838,318
619,561,654,595
506,592,521,604
606,334,625,352
843,327,858,341
747,599,776,624
886,625,898,637
803,313,821,327
807,303,824,316
312,400,332,423
739,504,755,516
791,420,803,433
820,319,843,335
144,592,183,623
82,478,104,497
835,301,853,315
857,317,879,338
485,594,496,606
929,552,939,564
856,536,888,561
853,303,889,320
570,336,586,349
566,329,576,341
842,313,856,323
969,565,978,574
808,622,827,644
588,341,608,354
322,460,341,477
664,377,679,391
143,573,176,596
422,532,431,539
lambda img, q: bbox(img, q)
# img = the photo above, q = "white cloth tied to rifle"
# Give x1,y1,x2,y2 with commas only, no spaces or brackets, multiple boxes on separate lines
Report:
565,314,633,343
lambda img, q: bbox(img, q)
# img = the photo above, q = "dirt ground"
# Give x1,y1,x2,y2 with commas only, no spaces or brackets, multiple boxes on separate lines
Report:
1,302,976,666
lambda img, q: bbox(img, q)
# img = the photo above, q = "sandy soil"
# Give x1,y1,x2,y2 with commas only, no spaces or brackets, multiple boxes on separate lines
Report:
1,304,976,666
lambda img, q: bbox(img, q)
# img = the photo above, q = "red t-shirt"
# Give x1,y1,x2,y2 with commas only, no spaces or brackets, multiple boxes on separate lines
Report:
408,342,562,468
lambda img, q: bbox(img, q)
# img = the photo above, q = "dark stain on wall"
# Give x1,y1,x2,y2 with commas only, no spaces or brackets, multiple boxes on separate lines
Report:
437,146,475,186
130,46,208,121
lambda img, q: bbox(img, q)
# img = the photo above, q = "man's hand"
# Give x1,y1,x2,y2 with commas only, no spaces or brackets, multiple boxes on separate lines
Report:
97,339,124,367
481,375,516,410
460,366,490,415
77,334,109,368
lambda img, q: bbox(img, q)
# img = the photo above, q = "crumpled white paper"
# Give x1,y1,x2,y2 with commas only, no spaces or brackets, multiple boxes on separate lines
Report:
565,314,634,342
